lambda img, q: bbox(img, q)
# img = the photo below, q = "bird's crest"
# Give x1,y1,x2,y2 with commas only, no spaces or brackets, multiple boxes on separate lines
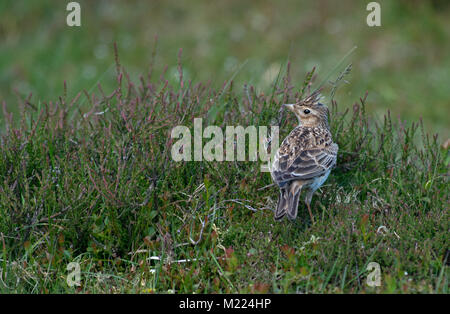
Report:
296,89,324,108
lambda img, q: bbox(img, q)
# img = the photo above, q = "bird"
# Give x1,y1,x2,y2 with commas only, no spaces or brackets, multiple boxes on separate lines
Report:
270,91,338,223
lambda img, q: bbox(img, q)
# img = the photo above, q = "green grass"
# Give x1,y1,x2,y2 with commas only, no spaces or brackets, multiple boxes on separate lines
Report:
0,48,448,293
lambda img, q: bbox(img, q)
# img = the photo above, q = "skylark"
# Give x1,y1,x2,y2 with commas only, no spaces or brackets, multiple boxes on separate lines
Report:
270,91,338,223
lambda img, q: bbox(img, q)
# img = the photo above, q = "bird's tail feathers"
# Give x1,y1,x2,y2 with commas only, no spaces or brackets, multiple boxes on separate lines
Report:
274,188,287,221
275,184,302,221
286,188,301,221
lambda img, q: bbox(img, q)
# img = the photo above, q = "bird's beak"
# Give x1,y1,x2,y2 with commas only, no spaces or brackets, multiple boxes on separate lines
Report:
283,104,295,112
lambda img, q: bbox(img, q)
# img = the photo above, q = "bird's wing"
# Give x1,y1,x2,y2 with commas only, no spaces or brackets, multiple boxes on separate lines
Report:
271,127,338,187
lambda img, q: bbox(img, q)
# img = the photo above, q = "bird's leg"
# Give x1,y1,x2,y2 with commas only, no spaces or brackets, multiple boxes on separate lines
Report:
305,190,315,224
306,202,314,224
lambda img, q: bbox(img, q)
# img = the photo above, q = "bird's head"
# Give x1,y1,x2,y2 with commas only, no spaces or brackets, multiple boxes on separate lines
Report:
283,91,329,128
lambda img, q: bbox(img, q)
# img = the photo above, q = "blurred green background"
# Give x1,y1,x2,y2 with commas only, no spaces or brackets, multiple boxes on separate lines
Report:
0,0,449,139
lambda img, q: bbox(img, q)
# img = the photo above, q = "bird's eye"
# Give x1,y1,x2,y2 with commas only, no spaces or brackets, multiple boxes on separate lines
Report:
303,109,310,114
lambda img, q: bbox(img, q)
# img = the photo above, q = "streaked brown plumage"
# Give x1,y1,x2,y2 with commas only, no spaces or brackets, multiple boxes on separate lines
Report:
271,91,338,223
